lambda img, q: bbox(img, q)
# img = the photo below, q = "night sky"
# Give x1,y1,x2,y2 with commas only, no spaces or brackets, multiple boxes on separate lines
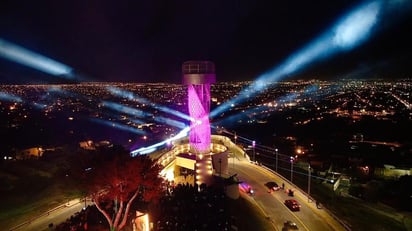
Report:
1,0,412,84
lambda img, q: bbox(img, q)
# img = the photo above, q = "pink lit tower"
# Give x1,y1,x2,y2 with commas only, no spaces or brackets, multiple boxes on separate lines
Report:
182,61,216,185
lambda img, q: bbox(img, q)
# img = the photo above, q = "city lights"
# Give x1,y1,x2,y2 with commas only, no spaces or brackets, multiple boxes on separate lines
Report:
1,0,411,229
102,100,152,118
210,0,407,119
107,86,192,121
90,118,146,135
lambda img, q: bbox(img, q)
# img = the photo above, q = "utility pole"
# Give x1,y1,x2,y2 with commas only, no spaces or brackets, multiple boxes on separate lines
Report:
290,156,294,183
252,140,256,163
308,165,311,202
234,132,237,145
275,148,278,172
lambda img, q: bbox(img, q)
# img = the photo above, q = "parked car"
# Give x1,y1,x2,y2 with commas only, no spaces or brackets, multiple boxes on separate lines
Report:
282,220,299,230
284,199,301,211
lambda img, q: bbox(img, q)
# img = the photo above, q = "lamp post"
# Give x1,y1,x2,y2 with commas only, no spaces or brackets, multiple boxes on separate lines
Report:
290,156,294,183
83,194,88,210
308,165,311,202
234,132,237,145
275,148,278,172
252,140,256,163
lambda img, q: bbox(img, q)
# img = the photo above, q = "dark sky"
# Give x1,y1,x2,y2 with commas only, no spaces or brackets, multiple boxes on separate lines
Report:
1,0,412,84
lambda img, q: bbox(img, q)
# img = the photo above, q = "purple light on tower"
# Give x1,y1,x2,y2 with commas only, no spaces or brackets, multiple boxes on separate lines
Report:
182,61,216,153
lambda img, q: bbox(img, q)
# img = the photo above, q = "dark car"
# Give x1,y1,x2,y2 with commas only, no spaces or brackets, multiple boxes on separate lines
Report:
282,220,299,230
265,181,280,191
284,199,301,211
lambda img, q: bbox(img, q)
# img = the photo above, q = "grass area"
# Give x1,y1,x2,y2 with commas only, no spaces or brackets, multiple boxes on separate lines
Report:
288,168,410,231
1,183,82,230
0,153,83,230
326,195,407,231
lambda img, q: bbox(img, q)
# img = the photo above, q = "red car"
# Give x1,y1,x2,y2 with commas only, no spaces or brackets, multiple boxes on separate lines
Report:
239,182,254,195
284,199,301,211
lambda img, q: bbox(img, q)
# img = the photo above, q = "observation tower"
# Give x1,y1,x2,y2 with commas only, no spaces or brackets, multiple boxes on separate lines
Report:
182,61,215,153
155,61,232,187
182,61,216,185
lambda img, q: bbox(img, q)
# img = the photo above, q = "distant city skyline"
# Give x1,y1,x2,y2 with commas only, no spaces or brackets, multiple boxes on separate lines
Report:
1,82,410,154
1,0,412,84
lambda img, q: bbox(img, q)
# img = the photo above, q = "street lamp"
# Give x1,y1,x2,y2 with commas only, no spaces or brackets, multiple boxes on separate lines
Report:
234,132,237,145
308,165,311,202
83,194,87,210
252,140,256,163
274,148,278,172
290,156,294,183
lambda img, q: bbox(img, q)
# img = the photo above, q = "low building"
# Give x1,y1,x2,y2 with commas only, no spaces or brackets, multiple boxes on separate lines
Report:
16,147,44,159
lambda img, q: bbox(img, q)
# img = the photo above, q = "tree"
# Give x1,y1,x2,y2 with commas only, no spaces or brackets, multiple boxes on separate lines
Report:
84,150,164,231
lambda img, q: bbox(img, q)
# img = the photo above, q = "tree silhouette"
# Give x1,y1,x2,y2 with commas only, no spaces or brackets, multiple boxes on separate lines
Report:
83,149,164,231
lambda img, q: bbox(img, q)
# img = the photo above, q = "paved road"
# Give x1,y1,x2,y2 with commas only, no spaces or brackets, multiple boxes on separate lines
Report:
10,199,92,231
231,157,347,231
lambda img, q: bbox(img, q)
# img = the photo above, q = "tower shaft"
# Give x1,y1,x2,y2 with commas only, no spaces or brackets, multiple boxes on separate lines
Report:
182,61,215,154
182,61,216,185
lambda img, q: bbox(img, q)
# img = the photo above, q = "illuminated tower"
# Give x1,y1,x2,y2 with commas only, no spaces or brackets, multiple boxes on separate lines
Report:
182,61,215,185
183,61,215,153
